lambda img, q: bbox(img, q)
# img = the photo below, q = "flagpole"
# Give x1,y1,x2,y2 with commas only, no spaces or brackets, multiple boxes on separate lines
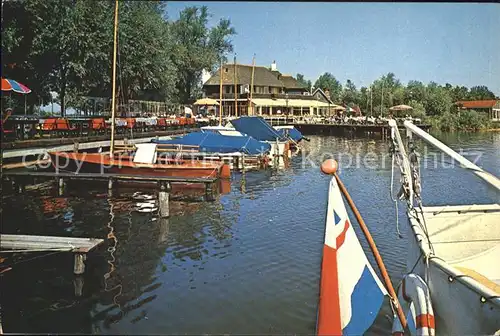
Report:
219,58,223,126
233,55,238,117
321,159,408,330
110,0,119,155
249,54,256,116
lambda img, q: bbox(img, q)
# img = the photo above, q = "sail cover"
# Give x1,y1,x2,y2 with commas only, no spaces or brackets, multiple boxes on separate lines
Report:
317,176,388,335
276,127,303,142
152,131,271,155
231,117,287,142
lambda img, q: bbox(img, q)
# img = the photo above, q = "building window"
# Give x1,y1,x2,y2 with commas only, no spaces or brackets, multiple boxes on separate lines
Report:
224,68,229,73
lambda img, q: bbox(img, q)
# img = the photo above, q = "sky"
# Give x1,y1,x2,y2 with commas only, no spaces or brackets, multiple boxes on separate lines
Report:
165,2,500,95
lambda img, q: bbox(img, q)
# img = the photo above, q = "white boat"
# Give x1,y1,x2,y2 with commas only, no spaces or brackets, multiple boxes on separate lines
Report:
200,125,245,137
388,120,500,335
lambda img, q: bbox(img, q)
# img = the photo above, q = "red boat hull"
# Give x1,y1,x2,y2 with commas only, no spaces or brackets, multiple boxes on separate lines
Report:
48,152,231,179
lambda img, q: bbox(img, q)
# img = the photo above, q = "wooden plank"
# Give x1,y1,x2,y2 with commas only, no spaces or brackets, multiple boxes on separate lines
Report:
2,171,217,184
421,204,500,213
0,234,104,253
2,132,193,159
1,159,50,170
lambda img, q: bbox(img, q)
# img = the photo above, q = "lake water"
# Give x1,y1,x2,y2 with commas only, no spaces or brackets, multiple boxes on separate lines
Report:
1,131,499,334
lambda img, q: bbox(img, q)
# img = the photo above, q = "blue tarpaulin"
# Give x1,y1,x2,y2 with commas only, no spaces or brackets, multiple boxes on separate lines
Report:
152,131,271,155
276,127,303,142
231,117,287,142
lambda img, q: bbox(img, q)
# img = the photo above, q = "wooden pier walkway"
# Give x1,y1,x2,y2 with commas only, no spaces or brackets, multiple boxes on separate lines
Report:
0,234,104,253
293,123,431,137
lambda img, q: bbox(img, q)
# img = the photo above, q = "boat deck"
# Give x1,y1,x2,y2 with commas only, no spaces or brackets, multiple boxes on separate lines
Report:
422,204,500,289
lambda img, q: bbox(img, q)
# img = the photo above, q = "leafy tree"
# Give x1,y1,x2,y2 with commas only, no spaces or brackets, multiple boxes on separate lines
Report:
341,79,359,105
296,74,312,91
468,86,496,100
170,6,236,103
314,72,342,102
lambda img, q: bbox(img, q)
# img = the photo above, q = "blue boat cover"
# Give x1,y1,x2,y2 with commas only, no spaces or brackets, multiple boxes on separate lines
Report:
276,127,303,142
231,117,287,142
152,131,271,155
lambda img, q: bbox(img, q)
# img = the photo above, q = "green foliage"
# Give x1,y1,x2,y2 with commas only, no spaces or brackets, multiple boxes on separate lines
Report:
457,109,490,130
314,73,342,102
1,0,236,112
296,74,312,91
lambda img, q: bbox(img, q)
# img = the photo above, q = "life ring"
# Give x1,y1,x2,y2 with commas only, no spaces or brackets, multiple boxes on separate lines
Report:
392,273,435,336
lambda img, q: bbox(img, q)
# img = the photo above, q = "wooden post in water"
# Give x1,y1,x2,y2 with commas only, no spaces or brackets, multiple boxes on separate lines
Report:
58,177,65,195
73,253,86,275
74,276,84,297
158,182,170,218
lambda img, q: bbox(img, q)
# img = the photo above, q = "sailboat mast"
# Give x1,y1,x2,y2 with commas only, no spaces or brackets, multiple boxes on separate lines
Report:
219,59,223,126
249,54,256,116
110,0,119,155
234,55,238,117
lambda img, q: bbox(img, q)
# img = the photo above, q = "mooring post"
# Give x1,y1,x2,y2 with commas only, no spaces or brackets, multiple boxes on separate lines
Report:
74,276,84,297
158,182,171,218
74,142,79,153
205,182,215,201
58,177,65,195
241,153,246,172
73,253,86,275
108,178,114,197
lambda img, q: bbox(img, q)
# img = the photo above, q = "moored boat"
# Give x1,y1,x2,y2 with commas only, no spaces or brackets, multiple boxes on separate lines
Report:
48,146,230,179
388,120,500,335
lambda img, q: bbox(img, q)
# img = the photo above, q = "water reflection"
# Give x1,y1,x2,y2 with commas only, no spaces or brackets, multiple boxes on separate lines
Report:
1,132,498,334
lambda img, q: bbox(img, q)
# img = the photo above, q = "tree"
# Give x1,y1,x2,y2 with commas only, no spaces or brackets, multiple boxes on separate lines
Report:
314,72,342,102
296,73,312,91
170,6,236,103
341,79,360,105
468,86,496,100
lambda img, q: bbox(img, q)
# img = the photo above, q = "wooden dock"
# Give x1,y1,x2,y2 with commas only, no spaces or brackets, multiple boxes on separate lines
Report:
3,170,220,214
1,129,195,160
293,123,432,137
0,234,104,253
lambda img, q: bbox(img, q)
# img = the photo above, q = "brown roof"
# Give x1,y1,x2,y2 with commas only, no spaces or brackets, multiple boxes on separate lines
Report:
456,100,498,109
280,75,307,90
204,64,283,87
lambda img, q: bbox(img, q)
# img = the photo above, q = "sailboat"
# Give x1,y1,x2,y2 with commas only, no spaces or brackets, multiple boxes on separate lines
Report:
48,0,230,180
388,120,500,335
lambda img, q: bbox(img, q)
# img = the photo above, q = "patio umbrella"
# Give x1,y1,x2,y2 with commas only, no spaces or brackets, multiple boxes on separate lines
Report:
2,78,32,115
389,104,413,111
1,78,32,94
194,98,220,106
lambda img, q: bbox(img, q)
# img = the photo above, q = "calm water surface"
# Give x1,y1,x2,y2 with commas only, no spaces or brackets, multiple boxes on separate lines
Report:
1,132,499,334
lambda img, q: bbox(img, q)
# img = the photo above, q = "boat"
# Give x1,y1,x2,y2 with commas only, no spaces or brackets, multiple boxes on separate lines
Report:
273,125,304,143
48,1,231,182
200,125,245,137
152,131,270,155
48,145,230,179
388,120,500,335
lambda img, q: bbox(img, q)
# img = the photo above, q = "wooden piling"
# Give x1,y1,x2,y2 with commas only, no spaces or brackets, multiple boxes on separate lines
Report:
158,182,170,218
73,142,79,153
73,253,86,275
58,177,65,195
74,276,84,297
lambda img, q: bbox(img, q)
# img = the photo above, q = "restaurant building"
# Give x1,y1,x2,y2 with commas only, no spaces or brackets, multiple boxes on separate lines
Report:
202,61,341,117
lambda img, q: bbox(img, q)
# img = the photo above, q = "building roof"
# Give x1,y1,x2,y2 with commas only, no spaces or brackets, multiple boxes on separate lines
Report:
312,88,334,104
204,63,306,90
204,64,284,87
456,100,498,109
280,75,307,90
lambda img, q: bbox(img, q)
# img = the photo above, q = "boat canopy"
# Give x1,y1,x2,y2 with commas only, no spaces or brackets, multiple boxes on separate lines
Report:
275,126,303,142
231,116,287,142
152,131,271,155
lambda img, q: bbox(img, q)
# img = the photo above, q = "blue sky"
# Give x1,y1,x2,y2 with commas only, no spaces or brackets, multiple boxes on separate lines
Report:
165,2,500,94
